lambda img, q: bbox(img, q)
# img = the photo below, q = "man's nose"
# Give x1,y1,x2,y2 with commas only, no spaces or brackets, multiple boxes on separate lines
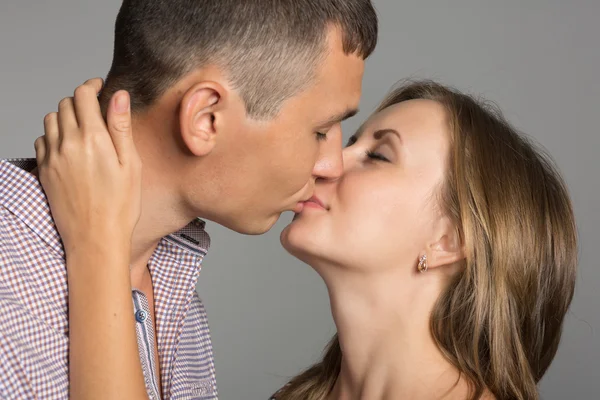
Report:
312,126,343,180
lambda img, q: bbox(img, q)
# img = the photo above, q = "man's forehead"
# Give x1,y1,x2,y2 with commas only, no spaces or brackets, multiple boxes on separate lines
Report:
288,56,362,125
313,43,364,99
317,60,364,96
311,79,362,126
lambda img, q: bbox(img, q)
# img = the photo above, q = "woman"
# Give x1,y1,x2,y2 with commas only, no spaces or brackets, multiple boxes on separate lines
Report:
271,81,577,400
37,80,577,400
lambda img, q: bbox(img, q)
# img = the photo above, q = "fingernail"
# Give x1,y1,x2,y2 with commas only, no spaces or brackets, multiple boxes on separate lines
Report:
115,93,130,113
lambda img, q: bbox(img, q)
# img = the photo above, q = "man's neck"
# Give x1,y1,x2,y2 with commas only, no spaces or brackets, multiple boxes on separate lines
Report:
128,173,196,278
127,113,201,271
324,269,470,400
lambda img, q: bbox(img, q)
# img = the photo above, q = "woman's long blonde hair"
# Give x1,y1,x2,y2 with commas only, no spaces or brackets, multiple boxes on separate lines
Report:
273,81,578,400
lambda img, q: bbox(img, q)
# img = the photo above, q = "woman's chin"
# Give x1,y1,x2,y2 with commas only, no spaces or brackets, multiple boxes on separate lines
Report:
280,222,306,255
280,219,327,264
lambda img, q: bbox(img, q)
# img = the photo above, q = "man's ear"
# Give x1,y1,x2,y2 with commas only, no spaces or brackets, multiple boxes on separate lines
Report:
425,216,465,270
179,82,222,157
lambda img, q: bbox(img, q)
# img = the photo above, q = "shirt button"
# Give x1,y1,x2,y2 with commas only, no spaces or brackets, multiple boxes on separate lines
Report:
135,309,148,323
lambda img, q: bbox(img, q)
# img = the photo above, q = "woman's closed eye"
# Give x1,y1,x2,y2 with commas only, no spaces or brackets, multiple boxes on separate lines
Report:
346,132,395,162
366,150,390,162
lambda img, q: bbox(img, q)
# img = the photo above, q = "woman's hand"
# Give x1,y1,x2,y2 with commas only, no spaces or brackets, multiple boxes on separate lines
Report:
35,79,148,399
35,78,142,253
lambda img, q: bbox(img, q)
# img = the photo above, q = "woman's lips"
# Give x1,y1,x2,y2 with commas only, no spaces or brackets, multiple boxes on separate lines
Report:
302,201,325,210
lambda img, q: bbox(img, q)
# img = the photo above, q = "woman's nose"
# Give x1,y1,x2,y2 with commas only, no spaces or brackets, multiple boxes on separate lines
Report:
341,146,358,173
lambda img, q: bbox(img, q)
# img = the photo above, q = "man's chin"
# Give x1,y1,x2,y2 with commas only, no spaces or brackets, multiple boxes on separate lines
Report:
219,213,281,236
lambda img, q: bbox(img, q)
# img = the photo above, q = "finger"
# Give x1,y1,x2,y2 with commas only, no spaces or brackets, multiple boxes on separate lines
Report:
106,90,135,164
57,97,79,145
34,136,46,166
43,112,60,154
74,79,105,131
82,78,104,95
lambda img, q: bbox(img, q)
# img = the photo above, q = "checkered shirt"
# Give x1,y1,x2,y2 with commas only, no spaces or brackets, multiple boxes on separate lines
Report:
0,159,218,399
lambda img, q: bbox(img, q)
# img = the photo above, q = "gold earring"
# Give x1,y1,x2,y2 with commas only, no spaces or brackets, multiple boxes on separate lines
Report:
417,255,428,273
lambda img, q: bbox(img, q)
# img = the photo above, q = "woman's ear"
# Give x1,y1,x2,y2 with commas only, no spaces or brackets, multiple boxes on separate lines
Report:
425,216,465,269
179,83,222,157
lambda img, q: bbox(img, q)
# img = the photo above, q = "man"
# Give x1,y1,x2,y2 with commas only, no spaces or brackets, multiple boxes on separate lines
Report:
0,0,378,398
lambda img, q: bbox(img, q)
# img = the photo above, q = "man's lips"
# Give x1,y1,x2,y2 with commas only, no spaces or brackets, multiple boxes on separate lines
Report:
294,195,327,213
293,202,305,213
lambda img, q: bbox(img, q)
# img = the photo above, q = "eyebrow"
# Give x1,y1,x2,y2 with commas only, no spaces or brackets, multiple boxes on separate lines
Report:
317,108,359,129
352,127,401,142
373,128,401,141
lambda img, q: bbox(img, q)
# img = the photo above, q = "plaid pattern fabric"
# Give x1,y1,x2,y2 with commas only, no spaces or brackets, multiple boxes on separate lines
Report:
0,159,218,399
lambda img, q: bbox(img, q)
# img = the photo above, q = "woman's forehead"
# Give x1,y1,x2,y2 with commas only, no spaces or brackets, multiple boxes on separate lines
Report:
359,100,447,139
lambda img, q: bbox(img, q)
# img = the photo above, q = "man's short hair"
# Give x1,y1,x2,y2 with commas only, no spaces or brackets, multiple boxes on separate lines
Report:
101,0,378,119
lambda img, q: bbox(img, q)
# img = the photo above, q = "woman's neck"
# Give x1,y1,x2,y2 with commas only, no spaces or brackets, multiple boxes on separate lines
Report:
323,269,471,400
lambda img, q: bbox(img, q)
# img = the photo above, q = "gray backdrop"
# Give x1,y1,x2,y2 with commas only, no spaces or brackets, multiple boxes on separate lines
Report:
1,1,598,399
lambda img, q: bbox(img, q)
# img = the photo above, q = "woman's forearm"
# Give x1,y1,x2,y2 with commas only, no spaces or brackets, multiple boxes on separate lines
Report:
66,238,148,400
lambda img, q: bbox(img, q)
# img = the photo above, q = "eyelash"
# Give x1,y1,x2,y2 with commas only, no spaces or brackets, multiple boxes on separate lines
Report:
347,135,390,162
316,132,327,141
365,150,390,162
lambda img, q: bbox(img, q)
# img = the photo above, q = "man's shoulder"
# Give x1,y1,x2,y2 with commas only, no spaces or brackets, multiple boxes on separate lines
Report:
0,159,64,256
0,204,34,245
0,192,41,248
0,159,41,213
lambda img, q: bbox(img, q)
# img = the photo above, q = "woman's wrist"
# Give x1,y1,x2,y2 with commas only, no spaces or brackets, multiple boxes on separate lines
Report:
64,239,133,289
63,230,132,261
